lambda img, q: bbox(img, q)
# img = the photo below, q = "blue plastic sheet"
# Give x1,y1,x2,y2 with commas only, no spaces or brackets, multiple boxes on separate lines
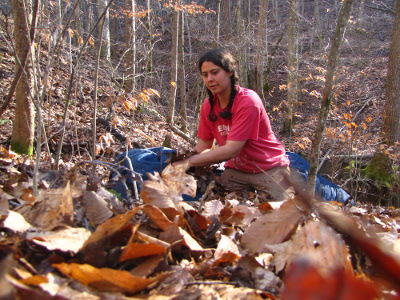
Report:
287,152,350,203
114,147,176,180
111,148,350,203
110,147,176,199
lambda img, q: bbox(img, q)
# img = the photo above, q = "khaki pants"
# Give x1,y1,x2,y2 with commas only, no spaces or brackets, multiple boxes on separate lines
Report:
220,166,296,201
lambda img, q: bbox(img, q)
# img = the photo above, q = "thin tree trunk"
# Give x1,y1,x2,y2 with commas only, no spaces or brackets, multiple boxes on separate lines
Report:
255,0,268,101
310,0,321,50
10,0,35,155
221,0,231,41
124,0,137,94
55,0,114,168
307,0,354,196
283,0,299,133
381,0,400,146
178,10,187,132
167,5,179,124
98,0,111,61
214,0,221,47
92,14,105,159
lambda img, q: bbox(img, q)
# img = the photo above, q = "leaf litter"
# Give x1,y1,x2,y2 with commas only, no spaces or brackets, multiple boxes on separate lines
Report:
1,146,400,299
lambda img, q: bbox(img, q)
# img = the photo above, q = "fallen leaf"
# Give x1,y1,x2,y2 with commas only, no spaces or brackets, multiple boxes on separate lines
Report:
273,219,353,274
82,191,113,226
241,198,309,253
119,242,167,262
282,259,380,300
27,227,92,253
214,235,241,265
53,262,167,294
16,181,74,230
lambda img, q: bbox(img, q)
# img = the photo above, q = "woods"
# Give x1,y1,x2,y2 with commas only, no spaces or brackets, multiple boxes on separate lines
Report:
1,0,400,299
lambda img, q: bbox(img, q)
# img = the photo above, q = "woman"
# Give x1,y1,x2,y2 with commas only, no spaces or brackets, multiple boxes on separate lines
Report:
182,48,295,201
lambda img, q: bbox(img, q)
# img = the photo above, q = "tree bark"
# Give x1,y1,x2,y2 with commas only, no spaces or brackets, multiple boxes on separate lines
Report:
221,0,231,41
381,0,400,146
10,0,35,155
124,0,137,95
283,0,299,133
98,0,111,61
167,5,179,124
178,9,187,132
255,0,268,102
214,0,221,47
307,0,354,196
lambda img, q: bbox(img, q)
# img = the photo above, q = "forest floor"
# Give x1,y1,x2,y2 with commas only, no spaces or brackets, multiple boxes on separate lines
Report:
1,18,400,299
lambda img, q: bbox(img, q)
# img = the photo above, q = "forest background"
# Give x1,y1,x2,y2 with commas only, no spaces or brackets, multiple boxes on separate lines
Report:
1,0,399,205
0,0,400,299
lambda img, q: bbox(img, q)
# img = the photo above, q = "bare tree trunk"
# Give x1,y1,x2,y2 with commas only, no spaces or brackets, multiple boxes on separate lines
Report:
310,0,322,50
167,6,179,124
356,0,366,26
214,0,221,47
283,0,299,133
178,9,187,132
307,0,354,195
381,0,400,146
10,0,35,155
146,0,153,74
98,0,111,61
124,0,137,94
221,0,231,41
255,0,268,102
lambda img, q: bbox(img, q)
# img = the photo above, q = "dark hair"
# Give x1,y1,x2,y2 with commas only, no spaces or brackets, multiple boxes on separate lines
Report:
198,48,239,122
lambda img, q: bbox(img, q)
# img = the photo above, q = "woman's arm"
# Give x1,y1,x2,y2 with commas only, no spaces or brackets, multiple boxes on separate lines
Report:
194,138,214,154
188,140,246,167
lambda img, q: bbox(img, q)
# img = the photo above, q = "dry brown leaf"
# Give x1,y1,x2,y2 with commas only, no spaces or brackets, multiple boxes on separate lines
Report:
81,207,141,249
181,283,276,300
19,275,48,287
141,180,176,209
53,262,167,294
16,181,74,230
2,210,32,232
140,163,196,214
161,162,196,199
230,205,261,226
149,267,193,297
282,260,379,300
82,191,113,226
130,254,166,277
136,231,171,248
142,204,175,230
26,227,92,253
241,198,309,253
203,200,225,217
159,226,204,252
80,208,141,266
214,235,241,266
273,219,353,274
119,242,167,262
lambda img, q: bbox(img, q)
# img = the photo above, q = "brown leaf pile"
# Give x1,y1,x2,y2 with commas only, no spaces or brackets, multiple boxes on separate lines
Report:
1,148,400,299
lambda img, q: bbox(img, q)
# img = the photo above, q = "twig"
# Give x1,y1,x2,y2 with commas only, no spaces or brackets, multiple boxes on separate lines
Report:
55,0,115,169
77,160,143,183
186,281,239,287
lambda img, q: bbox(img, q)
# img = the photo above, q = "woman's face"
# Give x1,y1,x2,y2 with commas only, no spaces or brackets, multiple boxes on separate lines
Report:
200,61,232,98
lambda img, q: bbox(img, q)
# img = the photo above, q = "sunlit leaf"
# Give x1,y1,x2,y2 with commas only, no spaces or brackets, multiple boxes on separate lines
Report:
119,242,167,262
53,262,167,294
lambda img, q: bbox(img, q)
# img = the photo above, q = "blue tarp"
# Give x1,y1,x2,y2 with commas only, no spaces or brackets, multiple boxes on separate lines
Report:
286,152,350,203
110,147,176,199
114,147,176,181
111,147,350,203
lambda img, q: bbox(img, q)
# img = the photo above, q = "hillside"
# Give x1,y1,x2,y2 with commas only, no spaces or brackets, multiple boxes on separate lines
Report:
0,1,400,299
